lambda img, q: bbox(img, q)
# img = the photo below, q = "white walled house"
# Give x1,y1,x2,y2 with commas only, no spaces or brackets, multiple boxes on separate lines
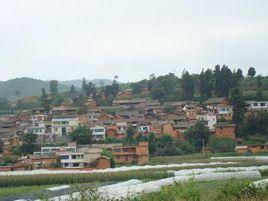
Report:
245,101,268,110
90,126,106,141
197,114,217,131
138,125,150,133
60,152,85,168
52,116,78,136
25,115,47,135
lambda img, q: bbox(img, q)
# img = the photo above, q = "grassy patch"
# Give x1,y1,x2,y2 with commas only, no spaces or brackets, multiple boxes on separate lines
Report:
136,179,268,201
0,185,53,198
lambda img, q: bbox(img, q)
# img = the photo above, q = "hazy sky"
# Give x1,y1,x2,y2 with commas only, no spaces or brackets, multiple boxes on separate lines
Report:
0,0,268,82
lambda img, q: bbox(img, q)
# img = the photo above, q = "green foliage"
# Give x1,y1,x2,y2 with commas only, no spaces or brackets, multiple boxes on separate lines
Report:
69,126,92,145
39,88,50,110
229,87,246,126
181,70,195,101
148,133,194,157
218,179,258,200
184,121,210,151
248,67,256,78
0,170,170,187
241,111,268,137
0,78,69,100
20,132,39,155
147,73,181,103
199,69,213,102
49,80,58,95
208,137,236,152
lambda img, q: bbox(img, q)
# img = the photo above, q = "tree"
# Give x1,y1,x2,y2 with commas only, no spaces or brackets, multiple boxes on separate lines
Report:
0,98,10,112
236,68,244,80
39,88,50,110
256,75,263,101
14,90,21,96
241,111,268,137
20,132,39,154
49,80,58,95
184,121,210,150
229,87,246,126
70,85,76,93
213,65,221,96
199,69,213,101
248,67,256,78
208,137,236,152
220,65,233,97
181,70,195,101
148,73,180,103
69,126,92,145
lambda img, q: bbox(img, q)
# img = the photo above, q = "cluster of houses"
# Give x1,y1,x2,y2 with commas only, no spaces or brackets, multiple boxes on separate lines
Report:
0,91,268,171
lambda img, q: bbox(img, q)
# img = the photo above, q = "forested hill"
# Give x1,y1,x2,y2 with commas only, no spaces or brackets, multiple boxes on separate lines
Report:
60,79,113,88
0,78,69,100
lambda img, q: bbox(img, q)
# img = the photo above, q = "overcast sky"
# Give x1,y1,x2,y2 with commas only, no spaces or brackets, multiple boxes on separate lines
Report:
0,0,268,82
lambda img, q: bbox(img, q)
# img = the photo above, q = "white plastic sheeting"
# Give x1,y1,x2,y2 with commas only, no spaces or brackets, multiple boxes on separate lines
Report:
252,178,268,189
211,156,268,161
98,179,143,199
0,162,236,176
98,171,261,200
34,171,261,200
173,165,268,176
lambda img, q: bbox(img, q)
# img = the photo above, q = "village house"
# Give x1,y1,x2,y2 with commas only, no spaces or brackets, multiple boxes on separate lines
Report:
197,113,217,131
236,144,268,154
112,99,147,107
112,142,149,165
214,123,236,139
206,97,229,108
51,116,78,136
90,126,106,141
162,121,196,139
116,90,133,100
51,106,78,115
95,156,111,169
87,107,101,122
245,101,268,110
206,97,233,120
25,114,47,135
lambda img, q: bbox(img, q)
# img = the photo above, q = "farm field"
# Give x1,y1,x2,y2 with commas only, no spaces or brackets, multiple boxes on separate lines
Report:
1,154,268,200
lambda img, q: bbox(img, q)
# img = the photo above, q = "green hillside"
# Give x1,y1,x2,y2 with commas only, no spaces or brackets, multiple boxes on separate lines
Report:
0,77,69,100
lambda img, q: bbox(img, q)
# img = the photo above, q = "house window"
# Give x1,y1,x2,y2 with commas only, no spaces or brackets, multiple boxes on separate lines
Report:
260,103,266,107
60,155,69,160
253,103,258,106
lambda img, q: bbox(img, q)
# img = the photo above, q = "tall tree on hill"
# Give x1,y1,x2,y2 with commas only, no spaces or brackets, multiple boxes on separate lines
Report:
220,65,233,97
70,84,76,93
213,65,233,97
40,88,50,110
256,75,264,101
148,73,180,103
229,87,246,136
213,65,221,97
199,69,213,102
181,70,195,101
82,78,87,91
236,68,244,80
49,80,58,95
248,67,256,78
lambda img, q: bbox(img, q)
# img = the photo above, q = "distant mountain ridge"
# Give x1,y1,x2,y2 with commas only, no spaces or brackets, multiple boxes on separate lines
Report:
0,77,113,100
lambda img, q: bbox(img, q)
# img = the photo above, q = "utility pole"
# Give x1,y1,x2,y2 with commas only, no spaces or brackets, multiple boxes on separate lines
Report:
202,138,205,156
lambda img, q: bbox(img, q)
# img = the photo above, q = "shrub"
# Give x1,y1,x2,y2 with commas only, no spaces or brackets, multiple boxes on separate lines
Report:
208,137,236,153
